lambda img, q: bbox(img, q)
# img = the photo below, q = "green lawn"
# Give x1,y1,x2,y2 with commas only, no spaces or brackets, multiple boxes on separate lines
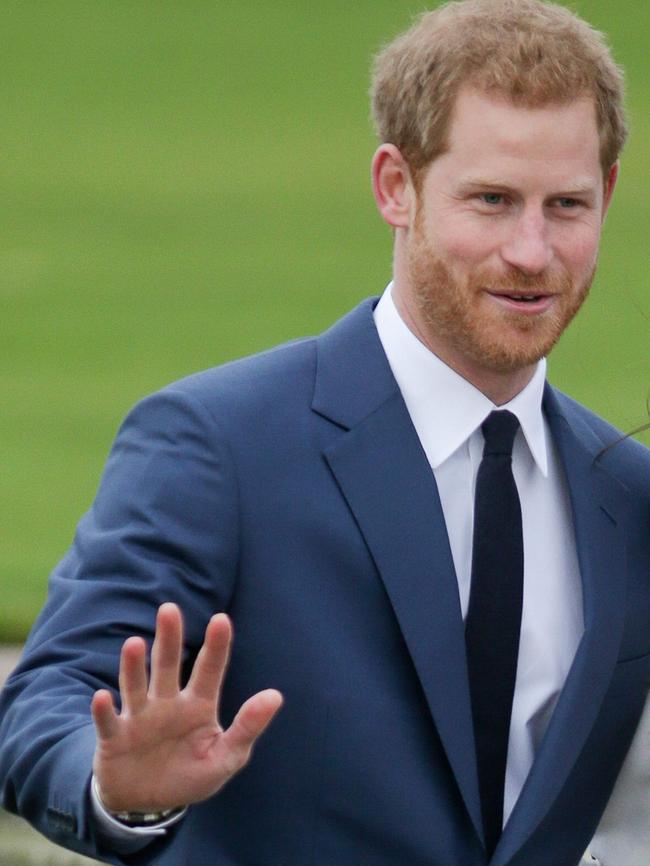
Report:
3,0,650,642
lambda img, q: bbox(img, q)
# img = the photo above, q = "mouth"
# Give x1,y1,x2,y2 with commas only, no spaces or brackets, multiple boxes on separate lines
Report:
486,291,555,314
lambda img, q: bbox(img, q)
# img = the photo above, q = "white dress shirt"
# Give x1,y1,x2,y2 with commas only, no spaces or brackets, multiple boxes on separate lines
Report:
374,285,584,823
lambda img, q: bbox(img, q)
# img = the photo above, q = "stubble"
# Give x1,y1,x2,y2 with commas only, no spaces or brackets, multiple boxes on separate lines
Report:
406,220,596,373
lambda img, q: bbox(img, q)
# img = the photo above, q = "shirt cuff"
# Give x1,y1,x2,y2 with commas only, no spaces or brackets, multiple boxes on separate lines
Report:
90,775,187,841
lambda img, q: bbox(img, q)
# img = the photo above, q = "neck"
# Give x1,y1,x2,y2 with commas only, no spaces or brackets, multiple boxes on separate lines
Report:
392,288,537,406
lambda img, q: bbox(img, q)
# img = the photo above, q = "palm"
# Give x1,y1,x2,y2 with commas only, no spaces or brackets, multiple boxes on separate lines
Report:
91,604,282,813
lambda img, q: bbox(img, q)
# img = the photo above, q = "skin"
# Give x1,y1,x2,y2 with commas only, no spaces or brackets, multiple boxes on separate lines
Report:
92,605,283,812
92,86,619,815
372,87,618,405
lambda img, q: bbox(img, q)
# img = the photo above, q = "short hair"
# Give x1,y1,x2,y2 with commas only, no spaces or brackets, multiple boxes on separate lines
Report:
370,0,627,184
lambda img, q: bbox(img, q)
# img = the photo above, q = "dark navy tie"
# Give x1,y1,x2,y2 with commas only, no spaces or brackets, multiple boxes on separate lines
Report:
465,410,523,858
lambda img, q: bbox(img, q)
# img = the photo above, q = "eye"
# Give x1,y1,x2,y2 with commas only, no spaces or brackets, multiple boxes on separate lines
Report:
480,192,504,205
557,197,580,209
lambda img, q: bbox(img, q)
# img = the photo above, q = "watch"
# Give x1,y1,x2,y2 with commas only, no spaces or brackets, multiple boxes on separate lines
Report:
92,776,184,827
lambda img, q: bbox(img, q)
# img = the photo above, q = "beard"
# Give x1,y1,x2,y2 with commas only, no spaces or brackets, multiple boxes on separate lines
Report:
406,220,596,374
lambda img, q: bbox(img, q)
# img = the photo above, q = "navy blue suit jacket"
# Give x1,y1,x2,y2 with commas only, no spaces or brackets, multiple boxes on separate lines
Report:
2,298,650,866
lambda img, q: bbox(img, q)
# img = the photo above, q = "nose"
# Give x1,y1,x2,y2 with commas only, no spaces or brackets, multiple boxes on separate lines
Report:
500,210,552,276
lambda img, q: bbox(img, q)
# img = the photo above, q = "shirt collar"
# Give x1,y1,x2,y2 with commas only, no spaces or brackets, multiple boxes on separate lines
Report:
374,284,549,476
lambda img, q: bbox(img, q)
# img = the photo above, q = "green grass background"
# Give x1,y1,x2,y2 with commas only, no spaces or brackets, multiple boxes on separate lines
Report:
3,0,649,642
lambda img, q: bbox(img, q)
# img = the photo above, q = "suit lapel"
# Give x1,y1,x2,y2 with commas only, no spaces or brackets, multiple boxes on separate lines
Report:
493,387,628,866
313,300,483,842
324,393,483,840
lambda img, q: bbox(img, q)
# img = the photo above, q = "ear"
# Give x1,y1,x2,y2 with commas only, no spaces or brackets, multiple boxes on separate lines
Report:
371,144,414,228
601,161,619,221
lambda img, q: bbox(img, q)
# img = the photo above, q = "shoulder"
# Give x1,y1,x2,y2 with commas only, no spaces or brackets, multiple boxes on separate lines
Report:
548,386,650,496
108,337,319,461
549,388,628,447
125,296,380,436
164,335,318,415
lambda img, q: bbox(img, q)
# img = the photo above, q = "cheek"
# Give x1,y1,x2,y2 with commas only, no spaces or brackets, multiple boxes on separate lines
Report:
435,226,498,267
553,226,602,275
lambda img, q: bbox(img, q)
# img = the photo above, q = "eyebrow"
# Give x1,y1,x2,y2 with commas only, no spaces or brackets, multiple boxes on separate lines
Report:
457,177,599,197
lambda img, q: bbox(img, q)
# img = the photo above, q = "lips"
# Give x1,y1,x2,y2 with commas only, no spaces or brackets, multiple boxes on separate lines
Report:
487,291,555,314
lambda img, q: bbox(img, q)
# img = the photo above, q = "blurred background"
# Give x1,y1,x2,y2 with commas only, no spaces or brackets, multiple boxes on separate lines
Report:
1,0,649,862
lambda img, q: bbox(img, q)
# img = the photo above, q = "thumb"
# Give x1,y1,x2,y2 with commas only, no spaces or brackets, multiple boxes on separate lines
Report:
220,688,283,765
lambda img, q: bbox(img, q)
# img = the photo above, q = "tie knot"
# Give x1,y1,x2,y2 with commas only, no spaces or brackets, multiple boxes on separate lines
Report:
481,410,519,457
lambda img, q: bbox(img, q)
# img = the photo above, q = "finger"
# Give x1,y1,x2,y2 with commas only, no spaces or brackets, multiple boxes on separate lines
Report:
91,689,120,740
186,613,232,705
118,636,148,715
220,689,283,762
149,602,183,698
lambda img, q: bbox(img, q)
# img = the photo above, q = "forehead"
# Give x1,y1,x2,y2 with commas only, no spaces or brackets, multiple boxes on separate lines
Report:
439,87,602,190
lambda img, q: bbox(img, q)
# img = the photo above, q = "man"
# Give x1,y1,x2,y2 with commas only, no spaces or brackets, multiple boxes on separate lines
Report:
1,1,650,864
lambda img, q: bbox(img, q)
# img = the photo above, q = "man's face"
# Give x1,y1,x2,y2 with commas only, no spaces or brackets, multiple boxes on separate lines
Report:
403,87,615,379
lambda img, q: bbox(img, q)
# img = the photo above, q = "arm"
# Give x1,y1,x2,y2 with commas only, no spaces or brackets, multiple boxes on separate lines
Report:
0,386,280,861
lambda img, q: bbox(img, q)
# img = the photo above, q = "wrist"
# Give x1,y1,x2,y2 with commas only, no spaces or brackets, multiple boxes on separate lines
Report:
92,776,185,827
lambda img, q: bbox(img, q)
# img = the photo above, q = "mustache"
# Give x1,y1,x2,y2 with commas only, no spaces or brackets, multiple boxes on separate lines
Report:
469,269,572,295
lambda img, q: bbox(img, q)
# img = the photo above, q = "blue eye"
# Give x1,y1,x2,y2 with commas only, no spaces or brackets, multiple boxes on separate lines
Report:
558,197,579,208
481,193,503,205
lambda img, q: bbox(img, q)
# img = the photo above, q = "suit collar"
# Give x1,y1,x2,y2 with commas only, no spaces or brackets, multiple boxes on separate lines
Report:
312,297,398,429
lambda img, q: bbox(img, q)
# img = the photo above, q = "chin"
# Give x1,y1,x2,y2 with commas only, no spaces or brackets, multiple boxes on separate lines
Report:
493,297,585,361
459,323,564,374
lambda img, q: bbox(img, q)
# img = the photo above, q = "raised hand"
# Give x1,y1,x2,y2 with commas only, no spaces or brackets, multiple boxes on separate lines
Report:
91,603,283,813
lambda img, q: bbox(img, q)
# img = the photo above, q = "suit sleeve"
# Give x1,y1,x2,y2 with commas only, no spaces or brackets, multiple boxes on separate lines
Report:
0,386,240,863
